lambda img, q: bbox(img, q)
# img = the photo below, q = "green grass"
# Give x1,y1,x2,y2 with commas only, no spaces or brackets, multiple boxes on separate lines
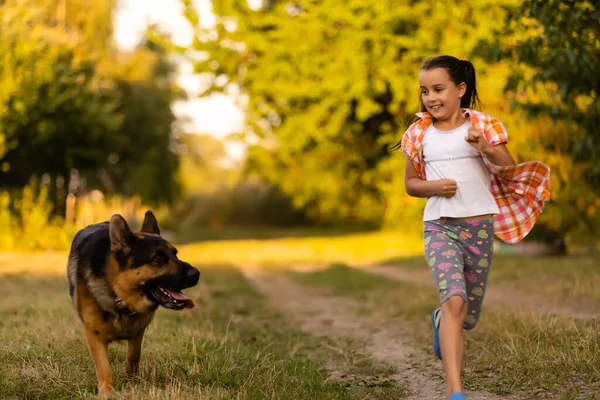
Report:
0,266,407,399
461,313,600,398
3,230,599,399
290,263,401,299
486,255,600,303
380,254,600,304
289,263,439,321
288,262,600,398
482,255,597,282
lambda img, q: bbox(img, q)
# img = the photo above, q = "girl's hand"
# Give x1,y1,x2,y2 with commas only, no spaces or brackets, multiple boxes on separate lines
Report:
465,126,492,153
436,179,457,198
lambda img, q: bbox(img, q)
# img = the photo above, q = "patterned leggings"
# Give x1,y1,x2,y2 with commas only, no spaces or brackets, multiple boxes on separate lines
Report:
424,217,494,330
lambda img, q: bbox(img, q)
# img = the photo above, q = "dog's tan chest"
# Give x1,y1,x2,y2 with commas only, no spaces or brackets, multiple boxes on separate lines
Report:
75,281,155,341
110,313,155,340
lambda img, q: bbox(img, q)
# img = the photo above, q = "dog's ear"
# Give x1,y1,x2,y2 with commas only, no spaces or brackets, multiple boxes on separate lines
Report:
109,214,133,253
140,210,160,235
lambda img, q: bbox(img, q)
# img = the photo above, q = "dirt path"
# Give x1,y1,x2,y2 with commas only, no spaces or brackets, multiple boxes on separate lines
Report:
241,265,518,400
365,265,598,319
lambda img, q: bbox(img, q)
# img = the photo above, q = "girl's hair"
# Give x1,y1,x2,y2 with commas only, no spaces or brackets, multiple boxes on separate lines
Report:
388,55,481,152
420,55,481,111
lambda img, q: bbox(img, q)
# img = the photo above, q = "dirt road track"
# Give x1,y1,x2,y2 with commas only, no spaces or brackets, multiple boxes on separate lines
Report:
241,265,521,400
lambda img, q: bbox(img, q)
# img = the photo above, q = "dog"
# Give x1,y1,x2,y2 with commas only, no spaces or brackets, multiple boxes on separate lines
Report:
67,210,200,395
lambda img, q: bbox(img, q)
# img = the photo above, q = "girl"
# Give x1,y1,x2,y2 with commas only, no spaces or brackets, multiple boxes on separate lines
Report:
400,55,551,400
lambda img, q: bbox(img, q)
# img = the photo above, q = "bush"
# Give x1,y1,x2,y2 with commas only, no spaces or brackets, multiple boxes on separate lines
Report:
0,185,74,251
0,184,165,251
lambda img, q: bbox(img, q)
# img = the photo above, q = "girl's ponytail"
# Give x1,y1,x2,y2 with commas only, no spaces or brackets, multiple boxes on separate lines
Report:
459,59,480,110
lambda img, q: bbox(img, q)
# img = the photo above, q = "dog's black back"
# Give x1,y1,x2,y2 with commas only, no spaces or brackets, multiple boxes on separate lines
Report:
67,222,110,299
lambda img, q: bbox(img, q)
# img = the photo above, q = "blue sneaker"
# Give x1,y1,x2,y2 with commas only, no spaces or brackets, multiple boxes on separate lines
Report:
446,392,466,400
431,307,442,360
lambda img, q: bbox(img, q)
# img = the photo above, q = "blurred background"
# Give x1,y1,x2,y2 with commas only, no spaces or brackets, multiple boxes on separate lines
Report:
0,0,597,254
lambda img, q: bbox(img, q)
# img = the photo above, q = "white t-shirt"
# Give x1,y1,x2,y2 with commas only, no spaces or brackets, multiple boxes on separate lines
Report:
422,119,500,221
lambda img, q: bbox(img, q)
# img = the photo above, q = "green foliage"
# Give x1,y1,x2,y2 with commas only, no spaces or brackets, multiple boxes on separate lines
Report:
0,4,122,186
173,177,306,238
183,0,520,227
503,0,598,115
0,1,183,207
0,185,75,251
480,0,600,240
180,0,600,244
173,133,307,234
178,134,233,194
101,32,185,205
15,0,116,54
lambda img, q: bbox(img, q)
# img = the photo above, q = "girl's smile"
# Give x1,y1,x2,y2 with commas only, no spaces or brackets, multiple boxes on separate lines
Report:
419,68,466,128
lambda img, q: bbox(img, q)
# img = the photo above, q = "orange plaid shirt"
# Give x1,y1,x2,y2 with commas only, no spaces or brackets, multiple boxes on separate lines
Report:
401,109,551,244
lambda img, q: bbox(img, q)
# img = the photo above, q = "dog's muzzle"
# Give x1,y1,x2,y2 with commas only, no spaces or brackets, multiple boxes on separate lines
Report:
143,262,200,311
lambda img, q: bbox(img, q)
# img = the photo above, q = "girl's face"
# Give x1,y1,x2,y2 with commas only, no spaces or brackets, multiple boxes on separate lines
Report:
419,67,466,120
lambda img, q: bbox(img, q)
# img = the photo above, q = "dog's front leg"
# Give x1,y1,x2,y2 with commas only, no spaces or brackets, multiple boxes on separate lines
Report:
125,331,145,378
84,329,113,395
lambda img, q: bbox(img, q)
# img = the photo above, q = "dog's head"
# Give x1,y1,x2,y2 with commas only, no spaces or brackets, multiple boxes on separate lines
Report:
107,210,200,313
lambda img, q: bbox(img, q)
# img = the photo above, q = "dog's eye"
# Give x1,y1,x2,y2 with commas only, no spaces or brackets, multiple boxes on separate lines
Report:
151,253,167,264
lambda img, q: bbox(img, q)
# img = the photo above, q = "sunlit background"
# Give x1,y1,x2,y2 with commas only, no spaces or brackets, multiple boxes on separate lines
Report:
1,3,599,398
115,0,245,161
0,0,597,257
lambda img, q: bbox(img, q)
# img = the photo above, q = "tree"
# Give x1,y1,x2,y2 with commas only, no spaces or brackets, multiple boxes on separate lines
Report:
182,0,520,227
0,3,122,190
19,0,116,55
178,133,231,194
100,30,185,205
479,0,600,242
0,2,184,208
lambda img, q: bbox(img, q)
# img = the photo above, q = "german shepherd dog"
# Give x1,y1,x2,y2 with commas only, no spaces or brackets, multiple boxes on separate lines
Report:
67,211,200,395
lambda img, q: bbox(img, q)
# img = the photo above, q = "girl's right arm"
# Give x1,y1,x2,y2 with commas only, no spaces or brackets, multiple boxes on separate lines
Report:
404,156,457,198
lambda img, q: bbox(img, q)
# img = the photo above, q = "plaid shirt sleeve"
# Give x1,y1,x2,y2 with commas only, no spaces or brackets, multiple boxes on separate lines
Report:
469,109,508,146
401,123,418,159
488,160,552,244
400,121,425,178
485,116,508,146
471,110,551,244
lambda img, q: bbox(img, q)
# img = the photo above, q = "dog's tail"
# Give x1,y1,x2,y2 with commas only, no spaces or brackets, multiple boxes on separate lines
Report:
67,227,87,301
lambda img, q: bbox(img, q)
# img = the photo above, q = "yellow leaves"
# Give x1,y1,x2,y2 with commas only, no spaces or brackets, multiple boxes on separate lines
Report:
577,0,596,11
356,98,382,122
574,94,596,114
587,204,597,218
99,50,159,83
195,0,597,233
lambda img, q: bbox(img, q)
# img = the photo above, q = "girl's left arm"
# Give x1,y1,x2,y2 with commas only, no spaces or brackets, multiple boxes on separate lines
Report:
481,144,516,166
465,126,516,166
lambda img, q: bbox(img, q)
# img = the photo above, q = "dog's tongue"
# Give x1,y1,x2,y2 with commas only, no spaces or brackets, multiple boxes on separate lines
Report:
164,289,195,309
